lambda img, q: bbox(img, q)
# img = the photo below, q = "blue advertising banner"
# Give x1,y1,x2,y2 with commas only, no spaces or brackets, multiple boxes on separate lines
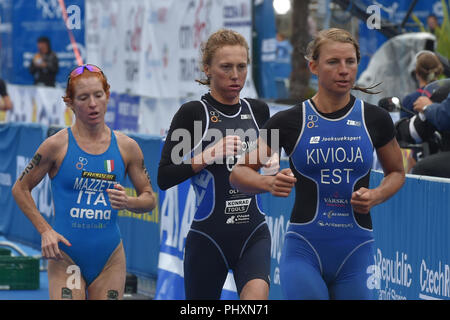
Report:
155,179,194,300
104,92,118,130
0,123,51,249
9,0,85,86
115,93,140,132
105,92,140,133
370,172,450,300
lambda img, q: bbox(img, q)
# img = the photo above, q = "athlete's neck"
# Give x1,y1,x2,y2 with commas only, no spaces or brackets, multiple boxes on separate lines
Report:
209,90,240,105
71,123,111,155
72,122,109,140
311,92,351,114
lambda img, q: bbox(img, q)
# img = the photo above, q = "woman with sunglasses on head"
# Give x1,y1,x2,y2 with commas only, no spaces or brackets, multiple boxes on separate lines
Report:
230,28,405,299
158,29,274,299
12,64,156,300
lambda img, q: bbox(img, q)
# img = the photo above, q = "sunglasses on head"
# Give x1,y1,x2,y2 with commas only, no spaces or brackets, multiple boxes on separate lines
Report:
66,64,103,86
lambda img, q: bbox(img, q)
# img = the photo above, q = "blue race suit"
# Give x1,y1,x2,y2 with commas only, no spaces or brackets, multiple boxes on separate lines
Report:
51,127,125,285
281,99,375,299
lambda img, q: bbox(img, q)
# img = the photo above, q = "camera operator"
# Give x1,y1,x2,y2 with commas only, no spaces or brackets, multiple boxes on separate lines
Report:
411,92,450,178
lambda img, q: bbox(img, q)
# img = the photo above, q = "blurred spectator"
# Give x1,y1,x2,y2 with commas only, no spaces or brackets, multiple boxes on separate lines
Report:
0,78,13,122
273,32,293,98
401,51,443,118
29,36,59,87
411,92,450,178
274,32,293,79
426,14,440,35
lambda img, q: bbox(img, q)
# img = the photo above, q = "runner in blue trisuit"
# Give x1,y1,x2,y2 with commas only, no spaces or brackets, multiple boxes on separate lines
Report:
230,28,405,300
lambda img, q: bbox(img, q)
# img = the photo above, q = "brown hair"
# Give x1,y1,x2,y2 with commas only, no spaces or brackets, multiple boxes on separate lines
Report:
415,51,443,83
196,29,250,86
305,28,381,94
62,69,110,105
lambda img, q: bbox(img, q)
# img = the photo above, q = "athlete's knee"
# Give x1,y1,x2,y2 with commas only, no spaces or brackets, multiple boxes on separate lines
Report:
61,287,73,300
107,290,119,300
239,278,269,300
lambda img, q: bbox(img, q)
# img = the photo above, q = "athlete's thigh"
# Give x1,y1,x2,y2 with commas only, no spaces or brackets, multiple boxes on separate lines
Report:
87,241,127,300
233,225,271,295
48,251,86,300
330,240,375,300
184,230,229,300
280,233,329,300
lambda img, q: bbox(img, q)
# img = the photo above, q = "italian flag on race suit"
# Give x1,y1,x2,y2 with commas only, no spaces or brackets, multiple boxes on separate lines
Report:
104,160,114,173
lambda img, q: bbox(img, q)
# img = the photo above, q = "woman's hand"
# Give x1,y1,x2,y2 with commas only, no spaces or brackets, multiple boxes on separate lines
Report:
350,187,381,214
268,168,297,197
203,135,242,165
107,183,129,210
41,229,71,260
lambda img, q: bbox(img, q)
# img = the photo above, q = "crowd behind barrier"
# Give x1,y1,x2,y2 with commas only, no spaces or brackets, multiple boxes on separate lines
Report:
1,120,449,300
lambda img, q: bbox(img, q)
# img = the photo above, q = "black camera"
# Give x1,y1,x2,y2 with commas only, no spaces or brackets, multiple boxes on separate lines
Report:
378,79,450,158
394,115,441,155
378,97,440,143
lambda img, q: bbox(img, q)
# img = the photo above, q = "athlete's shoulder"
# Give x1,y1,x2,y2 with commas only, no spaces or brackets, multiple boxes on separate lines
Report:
174,100,207,121
41,128,68,153
114,130,143,164
264,103,302,129
34,128,68,167
243,97,270,126
261,103,303,154
114,130,140,149
361,99,393,124
243,97,269,110
179,100,206,113
276,102,303,117
360,99,395,148
47,126,68,142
